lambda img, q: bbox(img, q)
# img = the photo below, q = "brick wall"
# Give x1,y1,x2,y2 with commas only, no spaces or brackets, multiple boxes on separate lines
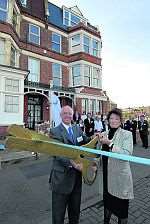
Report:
40,60,52,84
76,98,82,114
20,54,28,70
40,27,48,49
62,65,69,87
62,36,68,55
80,87,102,96
20,19,28,43
102,101,111,115
69,52,101,65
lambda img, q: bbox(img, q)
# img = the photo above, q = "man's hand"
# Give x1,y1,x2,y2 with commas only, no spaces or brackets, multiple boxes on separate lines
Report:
70,160,83,172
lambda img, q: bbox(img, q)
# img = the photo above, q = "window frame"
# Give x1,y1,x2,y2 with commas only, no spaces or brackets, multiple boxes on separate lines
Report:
29,23,40,45
72,64,81,86
71,34,80,47
0,38,5,64
93,67,100,88
0,0,8,22
92,39,99,57
28,57,40,83
64,10,70,26
91,99,96,113
5,95,19,113
10,45,16,67
83,35,90,54
52,63,62,87
82,99,88,114
12,8,18,30
51,32,61,53
71,13,80,27
63,9,81,27
84,65,91,87
5,78,19,92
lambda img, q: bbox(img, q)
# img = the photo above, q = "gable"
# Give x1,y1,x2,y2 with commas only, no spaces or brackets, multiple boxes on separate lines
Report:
69,5,83,17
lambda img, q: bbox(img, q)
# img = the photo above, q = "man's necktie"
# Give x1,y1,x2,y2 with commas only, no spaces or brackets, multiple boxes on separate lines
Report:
68,126,74,142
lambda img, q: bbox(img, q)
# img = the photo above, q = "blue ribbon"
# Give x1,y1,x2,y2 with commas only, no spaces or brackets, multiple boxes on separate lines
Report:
50,141,150,166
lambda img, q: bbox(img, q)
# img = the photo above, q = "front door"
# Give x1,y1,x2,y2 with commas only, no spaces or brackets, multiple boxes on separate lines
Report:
28,96,42,129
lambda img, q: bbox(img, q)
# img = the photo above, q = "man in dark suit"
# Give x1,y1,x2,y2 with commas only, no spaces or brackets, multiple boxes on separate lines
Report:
49,105,91,224
124,118,137,145
84,112,95,137
124,119,132,131
131,118,137,145
138,115,149,149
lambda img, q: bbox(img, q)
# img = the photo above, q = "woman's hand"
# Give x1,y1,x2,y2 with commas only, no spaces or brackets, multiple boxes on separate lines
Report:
99,134,112,146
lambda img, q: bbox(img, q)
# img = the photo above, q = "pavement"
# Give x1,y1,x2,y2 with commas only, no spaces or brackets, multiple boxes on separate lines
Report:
0,136,150,224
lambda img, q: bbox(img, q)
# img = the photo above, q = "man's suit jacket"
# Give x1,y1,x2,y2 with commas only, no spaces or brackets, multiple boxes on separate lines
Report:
49,123,90,194
124,120,132,131
131,120,137,131
84,118,95,137
138,120,149,135
103,128,134,199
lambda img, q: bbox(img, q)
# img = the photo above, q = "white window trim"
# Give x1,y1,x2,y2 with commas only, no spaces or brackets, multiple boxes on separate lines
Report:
51,32,61,53
82,98,88,114
28,57,40,83
0,0,8,21
63,8,84,27
70,13,80,26
0,37,5,64
12,7,18,28
84,65,91,87
4,94,19,113
92,67,101,88
29,23,40,45
92,39,99,57
71,34,80,47
83,35,90,54
72,64,81,87
10,45,17,67
52,63,62,87
63,9,70,26
5,78,19,92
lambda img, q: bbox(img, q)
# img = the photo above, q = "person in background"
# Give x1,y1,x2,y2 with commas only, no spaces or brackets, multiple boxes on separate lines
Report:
73,110,81,124
78,119,84,132
81,111,87,122
94,116,103,133
124,117,137,145
130,117,137,145
124,119,132,131
100,108,134,224
49,106,92,224
84,112,95,137
138,115,149,149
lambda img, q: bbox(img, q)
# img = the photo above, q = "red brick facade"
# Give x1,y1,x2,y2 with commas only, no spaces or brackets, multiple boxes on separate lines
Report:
0,0,114,131
62,66,69,87
80,87,102,95
75,98,82,114
40,60,52,84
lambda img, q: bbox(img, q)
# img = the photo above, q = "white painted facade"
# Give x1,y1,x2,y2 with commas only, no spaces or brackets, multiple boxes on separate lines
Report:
0,65,28,126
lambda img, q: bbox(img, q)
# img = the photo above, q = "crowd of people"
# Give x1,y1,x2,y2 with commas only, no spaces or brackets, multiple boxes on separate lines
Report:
72,111,149,148
48,106,150,224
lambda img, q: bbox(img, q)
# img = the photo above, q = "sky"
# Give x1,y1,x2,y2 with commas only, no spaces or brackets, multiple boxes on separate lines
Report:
50,0,150,108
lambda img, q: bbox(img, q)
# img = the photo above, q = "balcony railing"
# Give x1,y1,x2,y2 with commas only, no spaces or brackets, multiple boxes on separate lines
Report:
24,80,75,92
24,80,50,89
